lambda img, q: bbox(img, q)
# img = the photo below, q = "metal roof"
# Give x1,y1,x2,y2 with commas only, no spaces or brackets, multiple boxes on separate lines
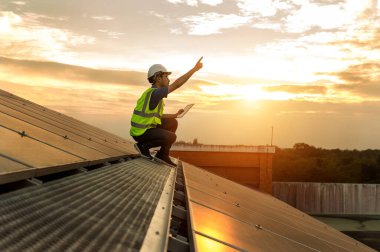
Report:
0,88,376,251
0,158,172,252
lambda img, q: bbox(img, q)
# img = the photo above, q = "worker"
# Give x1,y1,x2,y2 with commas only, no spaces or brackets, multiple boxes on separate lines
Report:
130,57,203,166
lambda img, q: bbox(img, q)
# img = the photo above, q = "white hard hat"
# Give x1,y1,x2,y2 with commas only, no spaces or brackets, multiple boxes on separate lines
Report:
147,64,171,79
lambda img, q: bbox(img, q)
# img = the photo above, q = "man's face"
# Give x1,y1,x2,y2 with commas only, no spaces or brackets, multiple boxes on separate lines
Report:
157,73,170,87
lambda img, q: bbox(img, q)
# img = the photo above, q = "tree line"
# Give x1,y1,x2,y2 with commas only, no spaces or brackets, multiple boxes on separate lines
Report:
273,143,380,183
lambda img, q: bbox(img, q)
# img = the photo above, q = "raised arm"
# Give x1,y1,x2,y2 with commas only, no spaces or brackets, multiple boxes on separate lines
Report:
168,57,203,94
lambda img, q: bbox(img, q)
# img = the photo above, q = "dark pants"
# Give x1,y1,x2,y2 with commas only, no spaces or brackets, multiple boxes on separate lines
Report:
132,118,178,157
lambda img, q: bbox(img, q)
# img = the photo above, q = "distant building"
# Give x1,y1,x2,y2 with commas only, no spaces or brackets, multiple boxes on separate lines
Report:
170,144,275,194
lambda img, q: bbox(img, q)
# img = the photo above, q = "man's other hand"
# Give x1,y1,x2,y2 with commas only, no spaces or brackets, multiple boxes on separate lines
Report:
177,109,185,116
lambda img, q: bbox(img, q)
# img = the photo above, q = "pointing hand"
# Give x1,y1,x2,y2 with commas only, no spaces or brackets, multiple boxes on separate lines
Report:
193,56,203,72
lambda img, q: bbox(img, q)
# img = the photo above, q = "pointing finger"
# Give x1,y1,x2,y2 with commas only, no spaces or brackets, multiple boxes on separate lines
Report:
197,56,203,63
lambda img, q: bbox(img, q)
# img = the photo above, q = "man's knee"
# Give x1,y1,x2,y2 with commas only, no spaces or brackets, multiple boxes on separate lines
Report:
172,119,178,131
162,118,178,132
168,132,177,144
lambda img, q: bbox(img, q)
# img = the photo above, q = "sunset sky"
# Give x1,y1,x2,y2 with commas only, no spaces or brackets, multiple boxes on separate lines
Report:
1,0,380,149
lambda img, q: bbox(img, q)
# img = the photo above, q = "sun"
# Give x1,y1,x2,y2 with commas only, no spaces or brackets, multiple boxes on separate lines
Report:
240,85,265,102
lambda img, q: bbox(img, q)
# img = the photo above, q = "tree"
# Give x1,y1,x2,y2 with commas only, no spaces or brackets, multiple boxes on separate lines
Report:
361,163,378,182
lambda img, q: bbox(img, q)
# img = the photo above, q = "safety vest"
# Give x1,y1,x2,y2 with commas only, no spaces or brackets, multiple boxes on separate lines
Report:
130,87,164,136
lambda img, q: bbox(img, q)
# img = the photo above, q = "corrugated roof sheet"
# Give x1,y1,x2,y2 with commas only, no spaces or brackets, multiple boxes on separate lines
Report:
0,158,171,252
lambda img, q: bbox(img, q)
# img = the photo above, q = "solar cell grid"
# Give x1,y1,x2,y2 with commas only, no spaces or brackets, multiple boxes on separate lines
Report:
0,92,133,151
0,89,137,184
0,97,134,154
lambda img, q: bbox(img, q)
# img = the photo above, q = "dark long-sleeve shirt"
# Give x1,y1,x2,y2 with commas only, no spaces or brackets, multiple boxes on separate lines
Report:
149,86,168,110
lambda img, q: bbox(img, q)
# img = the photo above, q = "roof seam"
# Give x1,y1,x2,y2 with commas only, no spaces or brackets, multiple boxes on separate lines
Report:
0,110,113,156
0,123,87,160
0,153,34,168
0,98,128,154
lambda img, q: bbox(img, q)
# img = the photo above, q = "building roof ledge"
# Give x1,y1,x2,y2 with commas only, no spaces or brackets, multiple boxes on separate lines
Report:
171,144,276,153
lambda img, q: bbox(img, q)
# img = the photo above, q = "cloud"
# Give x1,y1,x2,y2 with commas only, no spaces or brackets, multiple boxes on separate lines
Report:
0,58,224,116
147,10,172,24
97,29,125,39
91,16,115,21
0,11,21,32
230,0,377,35
334,83,380,98
166,0,222,6
200,0,223,6
0,80,137,116
285,0,374,33
0,56,220,98
0,11,95,62
180,12,251,35
236,0,292,17
262,85,327,95
327,63,380,84
0,56,146,86
22,12,69,22
170,28,183,35
322,63,380,99
12,1,26,5
167,0,198,6
329,25,380,51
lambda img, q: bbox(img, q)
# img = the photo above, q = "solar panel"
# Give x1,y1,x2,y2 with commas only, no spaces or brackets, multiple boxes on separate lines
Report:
0,125,83,167
0,97,133,155
0,88,138,184
0,90,133,147
194,233,243,252
1,112,110,161
182,162,375,251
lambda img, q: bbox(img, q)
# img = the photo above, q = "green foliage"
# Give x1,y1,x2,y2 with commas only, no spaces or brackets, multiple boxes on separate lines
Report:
273,143,380,183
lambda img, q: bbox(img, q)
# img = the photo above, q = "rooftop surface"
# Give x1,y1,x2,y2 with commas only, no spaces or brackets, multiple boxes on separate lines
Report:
0,158,171,252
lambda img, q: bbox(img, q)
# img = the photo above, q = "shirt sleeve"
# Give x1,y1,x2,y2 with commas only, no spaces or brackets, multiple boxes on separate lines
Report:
149,86,168,110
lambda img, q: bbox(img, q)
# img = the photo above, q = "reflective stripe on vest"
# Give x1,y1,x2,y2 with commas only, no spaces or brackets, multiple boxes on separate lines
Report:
130,88,164,136
133,98,162,118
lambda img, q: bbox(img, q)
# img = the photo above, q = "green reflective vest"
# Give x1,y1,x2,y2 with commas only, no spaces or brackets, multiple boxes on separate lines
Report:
130,87,164,137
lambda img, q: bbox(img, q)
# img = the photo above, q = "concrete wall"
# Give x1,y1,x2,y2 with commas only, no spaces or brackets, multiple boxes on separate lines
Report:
273,182,380,215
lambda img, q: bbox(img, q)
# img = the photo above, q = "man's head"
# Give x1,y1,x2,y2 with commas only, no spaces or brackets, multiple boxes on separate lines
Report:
148,64,171,87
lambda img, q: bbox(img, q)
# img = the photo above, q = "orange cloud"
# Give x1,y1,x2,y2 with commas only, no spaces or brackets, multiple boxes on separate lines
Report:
0,56,146,86
262,85,327,95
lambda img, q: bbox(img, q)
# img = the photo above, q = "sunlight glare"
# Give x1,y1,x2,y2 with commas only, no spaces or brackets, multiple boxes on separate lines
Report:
0,12,21,33
199,83,296,102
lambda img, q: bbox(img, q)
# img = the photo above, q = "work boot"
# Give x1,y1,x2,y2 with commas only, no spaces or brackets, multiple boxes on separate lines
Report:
155,152,177,167
134,143,153,159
